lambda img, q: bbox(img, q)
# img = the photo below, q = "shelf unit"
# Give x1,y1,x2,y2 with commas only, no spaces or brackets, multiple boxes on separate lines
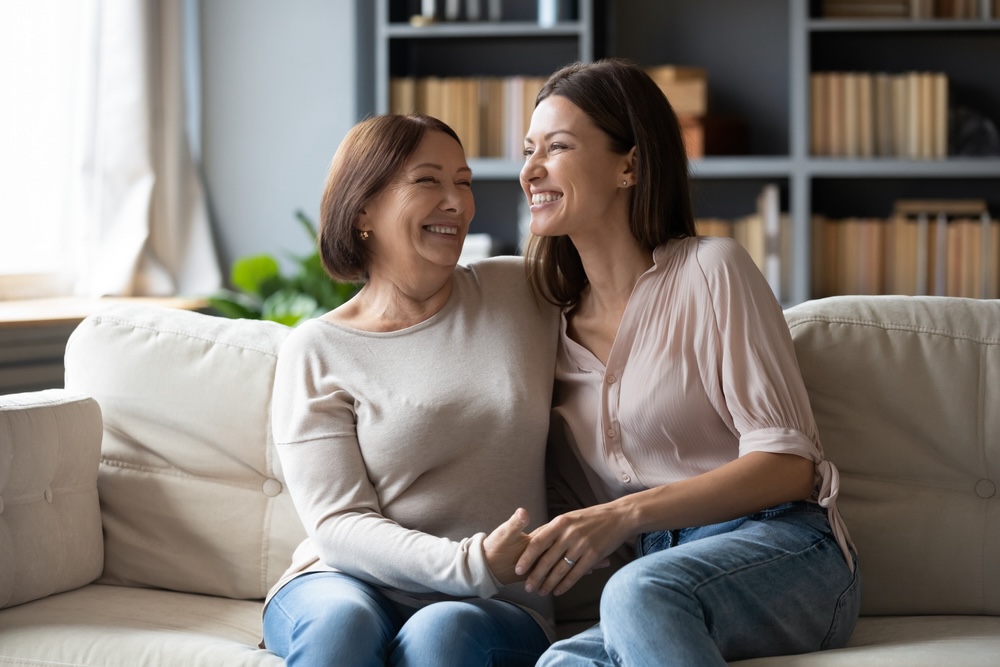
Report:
801,5,1000,301
373,0,1000,304
617,0,999,304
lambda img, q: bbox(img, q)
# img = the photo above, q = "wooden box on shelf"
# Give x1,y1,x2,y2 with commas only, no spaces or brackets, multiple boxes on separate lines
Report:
644,65,707,117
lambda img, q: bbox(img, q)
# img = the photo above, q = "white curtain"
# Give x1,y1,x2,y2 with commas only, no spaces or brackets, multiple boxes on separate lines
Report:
72,0,221,297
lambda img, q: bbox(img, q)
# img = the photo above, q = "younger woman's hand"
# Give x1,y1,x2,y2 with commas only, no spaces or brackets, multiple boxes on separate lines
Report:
483,508,533,585
515,504,625,596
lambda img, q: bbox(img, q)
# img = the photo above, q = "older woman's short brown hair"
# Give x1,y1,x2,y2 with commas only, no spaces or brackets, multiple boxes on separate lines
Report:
318,114,463,282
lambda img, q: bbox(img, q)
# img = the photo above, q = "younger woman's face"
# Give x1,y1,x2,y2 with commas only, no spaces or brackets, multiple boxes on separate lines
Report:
520,95,632,241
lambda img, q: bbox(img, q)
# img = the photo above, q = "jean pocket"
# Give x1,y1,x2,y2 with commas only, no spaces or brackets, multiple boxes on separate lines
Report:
636,529,672,557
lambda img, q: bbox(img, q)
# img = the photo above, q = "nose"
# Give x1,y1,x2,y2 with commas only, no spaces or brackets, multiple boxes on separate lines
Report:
520,152,544,185
440,182,472,216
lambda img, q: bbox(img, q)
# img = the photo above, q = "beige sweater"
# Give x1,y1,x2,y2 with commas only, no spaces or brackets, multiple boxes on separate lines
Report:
266,257,560,636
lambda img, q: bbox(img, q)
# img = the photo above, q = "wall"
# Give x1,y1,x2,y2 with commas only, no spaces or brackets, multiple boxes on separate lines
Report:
199,0,373,275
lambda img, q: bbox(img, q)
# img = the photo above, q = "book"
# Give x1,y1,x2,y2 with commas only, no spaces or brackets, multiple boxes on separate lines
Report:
843,72,860,158
828,72,846,157
810,73,829,156
933,73,948,159
874,73,894,156
758,183,783,297
857,73,875,158
885,211,919,294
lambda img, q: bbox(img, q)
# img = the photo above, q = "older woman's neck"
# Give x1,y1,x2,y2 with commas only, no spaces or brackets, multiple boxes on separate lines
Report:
352,272,454,332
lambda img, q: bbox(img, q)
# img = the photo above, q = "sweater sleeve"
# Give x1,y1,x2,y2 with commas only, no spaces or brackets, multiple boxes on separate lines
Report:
271,325,500,599
695,238,822,463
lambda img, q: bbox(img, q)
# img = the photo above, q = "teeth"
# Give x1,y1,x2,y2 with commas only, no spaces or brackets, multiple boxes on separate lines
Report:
425,225,457,235
532,193,562,205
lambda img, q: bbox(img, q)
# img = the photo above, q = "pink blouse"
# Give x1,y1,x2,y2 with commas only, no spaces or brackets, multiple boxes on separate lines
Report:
551,236,854,569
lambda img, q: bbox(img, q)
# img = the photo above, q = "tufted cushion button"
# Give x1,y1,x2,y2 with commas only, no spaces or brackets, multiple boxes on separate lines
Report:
975,479,996,499
262,478,283,497
44,487,53,503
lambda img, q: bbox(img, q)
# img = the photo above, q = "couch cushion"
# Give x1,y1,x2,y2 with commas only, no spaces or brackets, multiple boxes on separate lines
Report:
784,295,1000,616
64,305,305,600
0,390,104,609
0,583,283,666
731,616,1000,666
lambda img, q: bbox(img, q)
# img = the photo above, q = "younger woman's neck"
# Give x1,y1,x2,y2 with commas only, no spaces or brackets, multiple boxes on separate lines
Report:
573,234,654,316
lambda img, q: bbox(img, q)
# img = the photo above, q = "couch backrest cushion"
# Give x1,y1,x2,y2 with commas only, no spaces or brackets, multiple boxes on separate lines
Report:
64,305,306,600
784,295,1000,616
0,390,104,608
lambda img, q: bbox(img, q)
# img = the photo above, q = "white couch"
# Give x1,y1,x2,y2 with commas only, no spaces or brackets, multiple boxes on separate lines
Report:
0,295,998,666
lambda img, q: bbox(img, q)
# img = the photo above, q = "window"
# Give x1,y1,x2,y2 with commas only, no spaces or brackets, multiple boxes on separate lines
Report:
0,0,85,298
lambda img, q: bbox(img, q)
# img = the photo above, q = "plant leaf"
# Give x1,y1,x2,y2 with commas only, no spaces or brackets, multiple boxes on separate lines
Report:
231,255,281,296
206,291,262,320
261,290,320,327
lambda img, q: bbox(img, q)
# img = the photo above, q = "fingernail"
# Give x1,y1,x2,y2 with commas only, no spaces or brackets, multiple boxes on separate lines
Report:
524,583,533,593
515,566,524,575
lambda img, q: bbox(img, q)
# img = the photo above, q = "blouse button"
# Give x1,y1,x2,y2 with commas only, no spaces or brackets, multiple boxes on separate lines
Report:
606,374,616,384
621,473,631,483
606,428,616,438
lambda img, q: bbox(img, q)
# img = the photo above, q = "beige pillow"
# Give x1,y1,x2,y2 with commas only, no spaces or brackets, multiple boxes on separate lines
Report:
785,295,1000,615
0,390,104,608
64,305,306,600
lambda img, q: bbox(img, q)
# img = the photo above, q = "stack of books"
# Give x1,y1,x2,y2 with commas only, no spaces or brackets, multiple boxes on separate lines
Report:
390,76,548,159
810,71,948,159
811,199,999,298
821,0,999,18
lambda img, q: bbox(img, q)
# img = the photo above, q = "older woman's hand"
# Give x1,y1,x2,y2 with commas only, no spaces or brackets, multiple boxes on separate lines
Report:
483,508,533,585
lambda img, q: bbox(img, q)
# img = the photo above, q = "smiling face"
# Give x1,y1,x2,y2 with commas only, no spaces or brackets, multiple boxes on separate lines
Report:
520,95,634,242
359,129,474,283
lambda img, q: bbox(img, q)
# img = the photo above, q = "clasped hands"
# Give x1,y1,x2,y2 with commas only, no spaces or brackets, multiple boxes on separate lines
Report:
483,505,621,597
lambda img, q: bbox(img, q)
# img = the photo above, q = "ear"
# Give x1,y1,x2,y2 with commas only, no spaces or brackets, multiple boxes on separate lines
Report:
355,208,370,232
620,146,638,186
623,146,638,176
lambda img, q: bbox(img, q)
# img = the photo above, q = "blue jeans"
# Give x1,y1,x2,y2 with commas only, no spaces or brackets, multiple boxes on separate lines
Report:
537,501,861,667
262,572,549,667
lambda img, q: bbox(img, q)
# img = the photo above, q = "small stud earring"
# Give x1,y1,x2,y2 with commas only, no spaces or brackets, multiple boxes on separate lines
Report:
359,230,370,241
622,180,628,186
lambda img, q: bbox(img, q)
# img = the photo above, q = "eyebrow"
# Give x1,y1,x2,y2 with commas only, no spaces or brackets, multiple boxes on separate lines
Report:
411,162,473,175
524,130,578,145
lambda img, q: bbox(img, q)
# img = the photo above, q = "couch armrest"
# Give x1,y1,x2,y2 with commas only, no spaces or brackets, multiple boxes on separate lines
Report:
0,389,104,608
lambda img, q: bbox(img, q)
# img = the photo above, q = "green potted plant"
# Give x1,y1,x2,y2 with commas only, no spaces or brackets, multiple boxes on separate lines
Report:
208,210,359,326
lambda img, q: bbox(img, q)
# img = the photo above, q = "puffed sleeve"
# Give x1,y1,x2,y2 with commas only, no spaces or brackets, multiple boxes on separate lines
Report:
695,238,822,463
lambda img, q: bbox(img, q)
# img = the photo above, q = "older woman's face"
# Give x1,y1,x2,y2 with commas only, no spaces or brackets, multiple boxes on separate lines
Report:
360,130,474,282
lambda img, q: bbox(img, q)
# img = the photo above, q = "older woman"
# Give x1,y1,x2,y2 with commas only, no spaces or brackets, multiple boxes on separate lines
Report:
261,114,559,666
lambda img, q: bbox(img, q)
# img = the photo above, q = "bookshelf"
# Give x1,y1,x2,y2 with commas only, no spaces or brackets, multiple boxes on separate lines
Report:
616,0,1000,304
373,0,1000,304
803,1,1000,301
